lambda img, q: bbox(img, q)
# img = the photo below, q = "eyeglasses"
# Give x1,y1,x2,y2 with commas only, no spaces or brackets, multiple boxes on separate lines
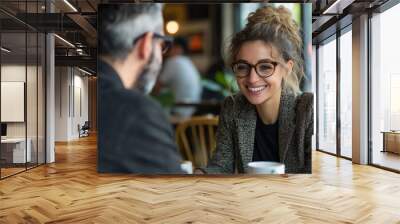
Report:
231,59,279,78
133,32,173,54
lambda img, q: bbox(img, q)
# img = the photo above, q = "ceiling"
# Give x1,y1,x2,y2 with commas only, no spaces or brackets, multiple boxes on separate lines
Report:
0,0,395,73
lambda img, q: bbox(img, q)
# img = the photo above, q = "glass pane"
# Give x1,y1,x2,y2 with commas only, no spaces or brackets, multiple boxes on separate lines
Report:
371,3,400,171
37,0,46,166
340,30,352,158
27,0,39,169
27,31,38,169
1,30,27,177
318,38,337,154
38,32,45,165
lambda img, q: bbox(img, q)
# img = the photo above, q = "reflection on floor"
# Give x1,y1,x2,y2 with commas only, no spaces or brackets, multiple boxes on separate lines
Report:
0,167,25,178
341,147,352,159
0,163,42,178
373,151,400,171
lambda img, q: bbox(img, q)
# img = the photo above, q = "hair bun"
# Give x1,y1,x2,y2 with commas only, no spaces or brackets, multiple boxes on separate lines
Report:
248,6,294,27
248,6,302,53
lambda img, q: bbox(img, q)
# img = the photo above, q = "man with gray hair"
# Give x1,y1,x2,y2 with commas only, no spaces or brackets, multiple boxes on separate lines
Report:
97,4,184,174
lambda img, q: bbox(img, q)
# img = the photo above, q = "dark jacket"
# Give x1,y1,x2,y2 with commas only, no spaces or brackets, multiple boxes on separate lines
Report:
206,89,313,174
97,60,183,174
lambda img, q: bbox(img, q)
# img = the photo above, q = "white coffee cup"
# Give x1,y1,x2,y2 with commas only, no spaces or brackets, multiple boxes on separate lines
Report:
180,161,193,174
246,161,285,174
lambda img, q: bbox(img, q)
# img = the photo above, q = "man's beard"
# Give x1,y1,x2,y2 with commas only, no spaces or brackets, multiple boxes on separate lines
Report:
135,50,162,94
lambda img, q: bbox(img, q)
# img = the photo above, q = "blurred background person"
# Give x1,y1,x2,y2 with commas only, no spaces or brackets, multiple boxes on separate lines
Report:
157,37,202,118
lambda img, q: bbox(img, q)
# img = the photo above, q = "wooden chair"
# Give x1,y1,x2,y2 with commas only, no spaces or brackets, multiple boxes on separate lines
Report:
175,115,219,167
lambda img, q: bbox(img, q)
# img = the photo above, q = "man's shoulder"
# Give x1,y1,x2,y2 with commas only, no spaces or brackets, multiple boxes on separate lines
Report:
103,88,164,115
125,89,155,103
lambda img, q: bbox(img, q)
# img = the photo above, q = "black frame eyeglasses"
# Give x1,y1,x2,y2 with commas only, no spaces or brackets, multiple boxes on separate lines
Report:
231,59,279,78
133,32,173,54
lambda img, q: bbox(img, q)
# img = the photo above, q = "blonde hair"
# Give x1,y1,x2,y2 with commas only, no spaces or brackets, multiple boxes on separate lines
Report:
229,5,304,96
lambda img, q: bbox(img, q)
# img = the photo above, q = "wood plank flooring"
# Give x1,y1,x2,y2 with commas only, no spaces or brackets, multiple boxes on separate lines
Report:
1,135,400,223
1,167,26,178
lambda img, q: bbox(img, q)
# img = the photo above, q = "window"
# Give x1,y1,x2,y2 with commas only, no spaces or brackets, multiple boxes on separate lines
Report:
340,29,352,158
370,3,400,171
0,1,47,179
317,37,337,154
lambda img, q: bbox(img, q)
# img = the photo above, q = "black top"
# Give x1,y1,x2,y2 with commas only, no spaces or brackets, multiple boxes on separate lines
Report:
97,60,183,174
252,115,280,162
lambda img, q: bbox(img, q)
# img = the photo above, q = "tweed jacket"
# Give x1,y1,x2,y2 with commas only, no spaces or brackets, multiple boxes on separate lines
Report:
206,89,313,174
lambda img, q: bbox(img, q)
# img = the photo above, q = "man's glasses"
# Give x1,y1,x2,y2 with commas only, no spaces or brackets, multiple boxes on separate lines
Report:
133,32,173,54
231,59,279,78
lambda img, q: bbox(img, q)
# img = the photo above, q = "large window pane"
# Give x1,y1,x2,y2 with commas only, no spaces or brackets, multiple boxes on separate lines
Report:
318,37,337,154
27,30,38,169
340,29,352,158
371,3,400,171
0,1,46,179
38,32,45,165
1,31,27,177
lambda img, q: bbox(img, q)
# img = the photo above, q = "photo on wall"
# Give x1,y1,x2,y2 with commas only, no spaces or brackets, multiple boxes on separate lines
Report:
97,3,313,175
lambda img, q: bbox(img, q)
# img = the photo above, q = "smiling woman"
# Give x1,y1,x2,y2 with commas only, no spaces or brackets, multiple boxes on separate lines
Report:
205,5,313,174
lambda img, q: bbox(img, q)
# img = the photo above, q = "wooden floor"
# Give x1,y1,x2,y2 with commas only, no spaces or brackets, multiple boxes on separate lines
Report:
1,135,400,223
1,167,26,178
1,164,44,178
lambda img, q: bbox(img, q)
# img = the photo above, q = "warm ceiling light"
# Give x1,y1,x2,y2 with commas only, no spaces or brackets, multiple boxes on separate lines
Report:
63,0,78,12
54,34,75,48
1,47,11,53
166,21,179,34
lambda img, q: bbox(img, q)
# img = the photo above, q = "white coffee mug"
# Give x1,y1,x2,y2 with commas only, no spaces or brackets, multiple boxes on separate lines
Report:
180,161,193,174
246,161,285,174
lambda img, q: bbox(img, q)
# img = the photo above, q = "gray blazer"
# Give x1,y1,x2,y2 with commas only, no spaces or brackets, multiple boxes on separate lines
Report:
206,89,313,174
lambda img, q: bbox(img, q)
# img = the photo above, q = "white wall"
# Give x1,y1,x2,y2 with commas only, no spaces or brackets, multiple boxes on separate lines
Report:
1,65,39,137
55,66,69,141
1,65,27,142
1,66,26,136
1,64,45,164
55,67,89,141
72,72,89,138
